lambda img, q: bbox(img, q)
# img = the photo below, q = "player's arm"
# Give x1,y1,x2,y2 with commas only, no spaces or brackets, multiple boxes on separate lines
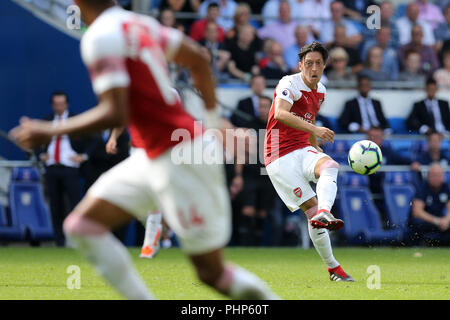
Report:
308,118,323,152
274,98,334,143
171,37,216,111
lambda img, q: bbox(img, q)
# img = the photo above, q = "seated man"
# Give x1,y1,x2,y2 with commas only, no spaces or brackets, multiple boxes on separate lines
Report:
338,75,391,134
406,78,450,136
409,163,450,246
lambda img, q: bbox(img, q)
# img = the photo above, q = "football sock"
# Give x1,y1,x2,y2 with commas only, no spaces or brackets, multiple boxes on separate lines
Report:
64,215,153,300
308,223,340,269
142,212,162,248
316,160,339,213
215,264,280,300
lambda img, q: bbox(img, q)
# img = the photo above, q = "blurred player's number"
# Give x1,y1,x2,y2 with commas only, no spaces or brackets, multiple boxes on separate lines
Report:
366,5,381,30
66,5,81,30
66,265,81,290
366,265,381,290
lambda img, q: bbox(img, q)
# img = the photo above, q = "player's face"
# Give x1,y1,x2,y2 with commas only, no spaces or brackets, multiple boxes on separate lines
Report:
299,52,325,87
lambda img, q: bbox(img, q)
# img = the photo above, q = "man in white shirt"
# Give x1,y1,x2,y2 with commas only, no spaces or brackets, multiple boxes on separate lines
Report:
37,91,96,246
396,2,436,46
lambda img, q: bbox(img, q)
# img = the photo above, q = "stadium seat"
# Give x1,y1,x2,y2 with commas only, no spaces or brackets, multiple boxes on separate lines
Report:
324,140,350,164
0,203,24,241
383,183,415,240
337,173,403,245
8,167,54,241
388,118,408,134
384,171,414,185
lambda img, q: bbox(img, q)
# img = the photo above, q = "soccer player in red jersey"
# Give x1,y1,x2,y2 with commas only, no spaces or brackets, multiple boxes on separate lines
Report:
10,0,279,299
265,42,354,282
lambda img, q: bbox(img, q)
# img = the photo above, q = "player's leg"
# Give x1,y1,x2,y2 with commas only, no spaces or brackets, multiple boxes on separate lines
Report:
300,197,354,281
307,154,344,230
140,211,162,259
63,196,154,299
64,150,158,299
189,249,279,300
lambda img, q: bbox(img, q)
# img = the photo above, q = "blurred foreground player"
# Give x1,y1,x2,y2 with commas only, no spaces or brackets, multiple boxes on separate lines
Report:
10,0,278,300
265,42,354,282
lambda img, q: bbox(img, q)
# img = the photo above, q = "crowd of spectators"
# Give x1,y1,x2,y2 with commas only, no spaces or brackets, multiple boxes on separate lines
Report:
137,0,450,88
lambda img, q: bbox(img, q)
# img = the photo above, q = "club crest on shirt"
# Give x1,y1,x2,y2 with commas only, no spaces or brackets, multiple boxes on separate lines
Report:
293,187,302,198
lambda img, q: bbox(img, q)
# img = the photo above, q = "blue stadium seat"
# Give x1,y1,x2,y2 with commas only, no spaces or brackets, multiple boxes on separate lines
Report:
389,140,414,159
446,172,450,184
383,184,415,240
384,171,414,185
324,140,350,164
0,203,24,241
337,173,403,245
338,172,369,187
8,167,54,241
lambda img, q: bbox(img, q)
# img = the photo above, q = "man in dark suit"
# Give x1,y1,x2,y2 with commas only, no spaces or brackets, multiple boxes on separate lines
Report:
338,75,392,134
36,91,98,246
230,74,266,128
406,78,450,136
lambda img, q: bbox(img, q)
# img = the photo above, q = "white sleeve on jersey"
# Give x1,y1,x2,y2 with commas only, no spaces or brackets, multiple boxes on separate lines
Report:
275,76,302,105
81,30,131,96
156,24,183,61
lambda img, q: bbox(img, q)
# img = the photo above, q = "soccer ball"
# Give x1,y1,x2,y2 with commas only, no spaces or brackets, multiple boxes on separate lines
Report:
347,140,383,175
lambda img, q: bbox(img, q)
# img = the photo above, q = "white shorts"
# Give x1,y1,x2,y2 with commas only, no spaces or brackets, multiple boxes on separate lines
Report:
88,135,231,255
265,146,328,212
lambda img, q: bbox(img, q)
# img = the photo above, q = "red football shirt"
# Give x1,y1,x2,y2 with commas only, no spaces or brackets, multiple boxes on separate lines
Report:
264,73,326,166
81,6,200,159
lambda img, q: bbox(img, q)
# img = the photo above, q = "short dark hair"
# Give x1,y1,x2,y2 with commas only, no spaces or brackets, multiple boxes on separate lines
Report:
357,74,371,84
50,91,69,104
426,77,437,87
207,2,220,10
298,41,329,63
259,95,272,105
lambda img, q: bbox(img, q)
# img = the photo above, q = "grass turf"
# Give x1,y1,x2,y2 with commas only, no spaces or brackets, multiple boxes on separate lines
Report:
0,247,449,300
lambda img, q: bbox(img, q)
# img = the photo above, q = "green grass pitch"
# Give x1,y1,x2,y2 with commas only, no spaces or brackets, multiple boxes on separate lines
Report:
0,247,449,300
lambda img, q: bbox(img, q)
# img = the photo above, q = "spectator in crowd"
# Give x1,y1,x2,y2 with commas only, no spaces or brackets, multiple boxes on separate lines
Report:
259,41,289,80
406,77,450,135
198,0,238,31
258,1,299,51
319,1,363,48
398,24,440,77
326,47,356,81
360,26,400,80
342,0,377,19
415,131,450,167
326,24,363,74
235,96,277,246
416,0,445,30
189,3,225,42
230,75,266,127
396,2,436,46
261,0,282,25
225,3,259,40
398,49,427,84
284,26,314,74
434,49,450,87
338,75,392,134
158,7,176,28
159,0,201,29
409,163,450,246
360,45,393,81
199,21,231,80
298,0,332,39
362,1,400,48
227,24,260,81
36,91,97,247
434,4,450,52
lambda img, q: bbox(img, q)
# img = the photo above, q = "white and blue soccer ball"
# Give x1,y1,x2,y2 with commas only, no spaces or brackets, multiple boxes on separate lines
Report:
348,140,383,175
